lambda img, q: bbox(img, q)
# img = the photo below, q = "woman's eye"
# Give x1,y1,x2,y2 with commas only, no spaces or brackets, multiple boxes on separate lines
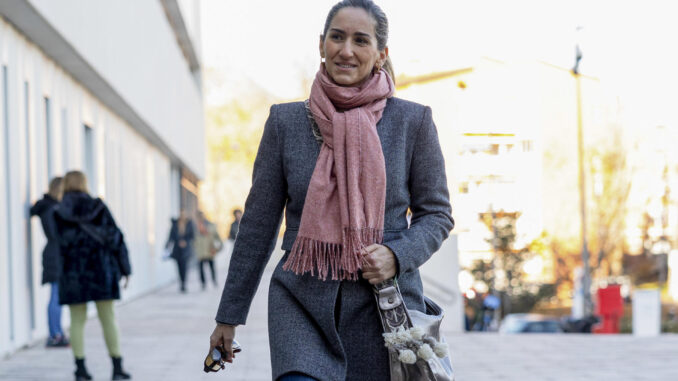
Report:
356,38,368,45
331,34,342,41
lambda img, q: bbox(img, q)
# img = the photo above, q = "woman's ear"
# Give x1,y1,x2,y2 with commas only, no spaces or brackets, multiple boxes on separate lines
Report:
378,46,389,67
318,34,325,60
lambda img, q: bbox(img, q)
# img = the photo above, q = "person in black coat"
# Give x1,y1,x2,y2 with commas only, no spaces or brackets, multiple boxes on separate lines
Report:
228,209,242,241
30,176,68,347
165,210,195,293
52,171,132,380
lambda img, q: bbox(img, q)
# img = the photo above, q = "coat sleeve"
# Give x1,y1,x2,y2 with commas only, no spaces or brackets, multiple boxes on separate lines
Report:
215,105,287,325
383,106,454,275
228,223,237,240
43,206,60,242
103,205,132,276
29,201,40,216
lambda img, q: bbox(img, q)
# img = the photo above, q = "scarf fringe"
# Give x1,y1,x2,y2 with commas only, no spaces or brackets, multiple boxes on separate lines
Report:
283,227,384,281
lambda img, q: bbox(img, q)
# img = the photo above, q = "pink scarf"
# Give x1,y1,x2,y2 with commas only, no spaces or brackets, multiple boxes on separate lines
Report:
283,65,395,281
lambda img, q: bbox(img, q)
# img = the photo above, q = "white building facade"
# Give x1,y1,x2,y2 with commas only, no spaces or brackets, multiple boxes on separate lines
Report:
0,0,204,356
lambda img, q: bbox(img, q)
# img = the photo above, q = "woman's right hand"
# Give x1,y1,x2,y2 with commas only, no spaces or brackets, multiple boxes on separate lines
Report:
209,324,237,363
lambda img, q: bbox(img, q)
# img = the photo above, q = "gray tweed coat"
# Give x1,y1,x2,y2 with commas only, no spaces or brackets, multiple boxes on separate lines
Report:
215,97,454,381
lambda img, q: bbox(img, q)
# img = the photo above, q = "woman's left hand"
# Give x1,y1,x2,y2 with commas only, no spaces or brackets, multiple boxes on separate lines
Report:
361,244,397,285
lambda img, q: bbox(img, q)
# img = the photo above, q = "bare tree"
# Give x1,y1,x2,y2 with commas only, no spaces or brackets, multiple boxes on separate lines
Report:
588,126,631,277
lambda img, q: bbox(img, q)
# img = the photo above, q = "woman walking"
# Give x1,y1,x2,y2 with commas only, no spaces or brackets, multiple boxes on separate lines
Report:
52,171,131,380
165,210,195,293
194,210,223,289
30,176,69,347
209,1,453,379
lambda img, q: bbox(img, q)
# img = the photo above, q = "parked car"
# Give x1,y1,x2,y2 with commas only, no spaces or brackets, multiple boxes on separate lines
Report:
499,313,563,333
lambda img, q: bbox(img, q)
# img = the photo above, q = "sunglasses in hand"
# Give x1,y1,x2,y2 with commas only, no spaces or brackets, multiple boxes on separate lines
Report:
203,340,242,373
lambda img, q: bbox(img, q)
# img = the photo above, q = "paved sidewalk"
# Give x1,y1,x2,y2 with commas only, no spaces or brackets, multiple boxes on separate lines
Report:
0,263,272,381
2,261,678,380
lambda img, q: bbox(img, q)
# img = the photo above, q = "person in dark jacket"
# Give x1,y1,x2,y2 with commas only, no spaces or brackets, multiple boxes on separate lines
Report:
228,209,242,241
52,171,132,381
165,210,195,293
30,176,69,347
209,1,454,380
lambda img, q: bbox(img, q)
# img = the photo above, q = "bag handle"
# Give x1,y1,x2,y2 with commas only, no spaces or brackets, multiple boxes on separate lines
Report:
373,278,412,332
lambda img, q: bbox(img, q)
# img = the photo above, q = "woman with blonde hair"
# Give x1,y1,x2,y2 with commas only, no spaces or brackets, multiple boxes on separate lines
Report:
30,176,68,347
52,170,132,380
208,1,453,379
194,210,224,289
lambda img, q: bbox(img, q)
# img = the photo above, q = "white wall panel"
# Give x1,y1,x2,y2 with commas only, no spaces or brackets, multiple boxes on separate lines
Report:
0,20,14,355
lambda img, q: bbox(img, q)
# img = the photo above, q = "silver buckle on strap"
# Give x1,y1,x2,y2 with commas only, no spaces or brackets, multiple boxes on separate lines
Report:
378,286,403,310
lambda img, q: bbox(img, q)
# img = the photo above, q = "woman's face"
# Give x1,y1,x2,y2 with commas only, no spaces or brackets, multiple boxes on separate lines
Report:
320,7,387,87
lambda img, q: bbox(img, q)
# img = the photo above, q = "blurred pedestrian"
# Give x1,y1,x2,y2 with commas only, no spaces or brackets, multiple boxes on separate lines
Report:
481,293,501,331
165,209,194,293
228,208,242,241
209,1,453,379
52,170,131,380
463,296,475,332
30,176,69,347
194,210,223,290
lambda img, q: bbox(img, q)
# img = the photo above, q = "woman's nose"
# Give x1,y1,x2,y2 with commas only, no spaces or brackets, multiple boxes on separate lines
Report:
339,42,354,58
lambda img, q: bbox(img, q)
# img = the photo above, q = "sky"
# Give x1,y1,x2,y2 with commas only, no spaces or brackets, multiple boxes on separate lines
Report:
200,0,678,126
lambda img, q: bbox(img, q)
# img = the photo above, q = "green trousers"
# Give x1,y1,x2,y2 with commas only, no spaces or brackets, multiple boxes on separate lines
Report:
69,300,121,359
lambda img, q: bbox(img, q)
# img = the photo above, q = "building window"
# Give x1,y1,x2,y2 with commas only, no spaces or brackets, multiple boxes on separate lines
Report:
459,182,470,194
62,108,68,171
24,81,36,330
522,140,533,152
83,124,96,193
3,65,16,340
44,97,53,179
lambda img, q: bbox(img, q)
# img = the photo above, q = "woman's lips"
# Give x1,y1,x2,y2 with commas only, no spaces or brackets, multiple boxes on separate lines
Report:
335,63,357,70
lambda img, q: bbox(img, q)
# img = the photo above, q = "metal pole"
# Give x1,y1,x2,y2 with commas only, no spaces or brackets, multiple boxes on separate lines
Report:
573,62,593,317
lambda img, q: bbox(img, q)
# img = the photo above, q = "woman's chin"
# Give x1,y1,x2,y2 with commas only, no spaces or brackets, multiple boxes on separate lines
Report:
330,74,369,87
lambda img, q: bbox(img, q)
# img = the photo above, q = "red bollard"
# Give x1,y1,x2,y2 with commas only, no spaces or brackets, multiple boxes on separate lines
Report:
594,285,624,334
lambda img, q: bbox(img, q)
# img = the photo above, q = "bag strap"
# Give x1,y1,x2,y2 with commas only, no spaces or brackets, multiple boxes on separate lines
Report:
373,278,412,333
78,222,106,246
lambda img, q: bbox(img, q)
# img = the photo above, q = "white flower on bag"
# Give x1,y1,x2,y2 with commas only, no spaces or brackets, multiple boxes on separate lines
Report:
395,327,412,343
383,331,398,347
398,349,417,364
433,342,449,358
409,326,425,340
417,343,435,360
384,325,449,364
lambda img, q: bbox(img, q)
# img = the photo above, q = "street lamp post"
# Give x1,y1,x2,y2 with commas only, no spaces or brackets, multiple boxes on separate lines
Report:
572,34,594,317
